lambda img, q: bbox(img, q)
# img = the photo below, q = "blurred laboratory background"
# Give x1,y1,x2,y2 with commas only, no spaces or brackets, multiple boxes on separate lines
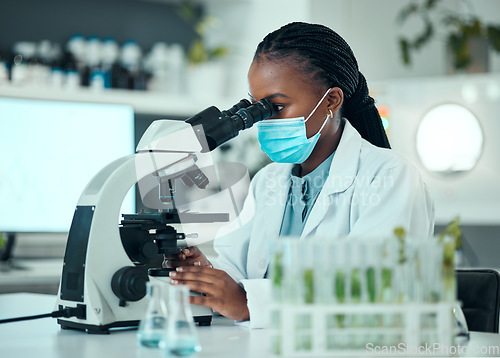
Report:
0,0,499,293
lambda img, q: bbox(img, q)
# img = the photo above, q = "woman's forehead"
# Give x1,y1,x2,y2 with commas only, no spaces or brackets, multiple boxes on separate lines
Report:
248,59,314,99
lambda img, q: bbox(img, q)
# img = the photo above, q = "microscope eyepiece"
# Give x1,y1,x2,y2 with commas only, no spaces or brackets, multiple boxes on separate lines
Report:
186,98,275,151
233,98,274,130
221,99,251,117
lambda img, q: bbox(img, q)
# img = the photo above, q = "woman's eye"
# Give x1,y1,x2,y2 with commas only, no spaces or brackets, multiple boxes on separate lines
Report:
273,104,284,112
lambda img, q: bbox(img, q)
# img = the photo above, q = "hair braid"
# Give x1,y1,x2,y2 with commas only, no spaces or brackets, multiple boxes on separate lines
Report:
254,22,390,149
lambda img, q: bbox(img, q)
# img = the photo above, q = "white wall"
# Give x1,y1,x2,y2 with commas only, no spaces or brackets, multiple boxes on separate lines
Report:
205,0,312,96
205,0,500,90
311,0,500,82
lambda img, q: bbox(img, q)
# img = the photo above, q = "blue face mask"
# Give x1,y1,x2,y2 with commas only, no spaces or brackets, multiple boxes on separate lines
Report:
257,88,332,164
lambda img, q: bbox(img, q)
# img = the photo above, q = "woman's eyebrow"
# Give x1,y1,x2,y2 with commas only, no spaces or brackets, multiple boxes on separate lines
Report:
248,92,290,101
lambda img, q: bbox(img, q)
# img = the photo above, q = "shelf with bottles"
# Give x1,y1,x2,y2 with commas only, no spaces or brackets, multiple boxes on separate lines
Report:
0,36,234,116
0,82,234,116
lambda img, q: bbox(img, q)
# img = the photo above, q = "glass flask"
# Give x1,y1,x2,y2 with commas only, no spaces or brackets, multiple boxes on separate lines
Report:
453,304,470,345
137,281,168,348
160,285,201,357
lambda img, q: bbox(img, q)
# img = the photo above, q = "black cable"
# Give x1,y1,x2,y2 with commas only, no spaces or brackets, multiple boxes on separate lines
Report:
0,312,57,324
0,305,86,324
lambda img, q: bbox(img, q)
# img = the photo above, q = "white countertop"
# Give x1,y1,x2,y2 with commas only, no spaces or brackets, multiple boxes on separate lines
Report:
1,293,500,358
0,293,271,358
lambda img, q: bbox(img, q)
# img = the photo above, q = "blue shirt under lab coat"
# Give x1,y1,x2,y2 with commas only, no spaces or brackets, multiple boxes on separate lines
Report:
279,152,335,237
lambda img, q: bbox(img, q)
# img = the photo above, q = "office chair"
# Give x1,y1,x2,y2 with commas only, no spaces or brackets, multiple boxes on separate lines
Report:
456,269,500,333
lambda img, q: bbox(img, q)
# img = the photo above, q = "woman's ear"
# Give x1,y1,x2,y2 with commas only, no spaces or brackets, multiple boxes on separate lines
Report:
327,87,343,114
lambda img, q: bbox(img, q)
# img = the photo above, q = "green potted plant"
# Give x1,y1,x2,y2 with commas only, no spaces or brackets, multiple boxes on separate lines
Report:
179,0,229,98
397,0,500,73
187,17,228,66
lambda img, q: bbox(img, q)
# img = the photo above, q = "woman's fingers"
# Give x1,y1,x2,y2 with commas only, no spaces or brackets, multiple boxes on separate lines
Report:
181,246,199,257
169,267,221,298
189,294,211,307
163,247,200,262
165,257,206,268
172,280,218,297
169,266,221,283
182,247,212,266
162,246,212,268
169,266,249,321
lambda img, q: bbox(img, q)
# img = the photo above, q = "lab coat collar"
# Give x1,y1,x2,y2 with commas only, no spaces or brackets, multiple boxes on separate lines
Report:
301,120,362,238
323,119,362,195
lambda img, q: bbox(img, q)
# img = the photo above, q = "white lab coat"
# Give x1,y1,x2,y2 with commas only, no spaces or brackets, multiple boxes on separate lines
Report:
213,120,435,328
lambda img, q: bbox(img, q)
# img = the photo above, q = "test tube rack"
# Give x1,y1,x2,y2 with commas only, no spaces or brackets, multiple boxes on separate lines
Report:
270,302,458,357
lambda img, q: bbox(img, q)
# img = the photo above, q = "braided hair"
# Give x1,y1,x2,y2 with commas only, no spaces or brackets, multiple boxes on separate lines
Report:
254,22,391,149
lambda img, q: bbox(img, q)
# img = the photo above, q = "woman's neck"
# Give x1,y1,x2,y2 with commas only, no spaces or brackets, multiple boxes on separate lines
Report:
299,119,344,177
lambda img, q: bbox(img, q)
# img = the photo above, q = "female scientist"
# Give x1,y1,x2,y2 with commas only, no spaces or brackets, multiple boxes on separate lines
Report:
166,22,435,328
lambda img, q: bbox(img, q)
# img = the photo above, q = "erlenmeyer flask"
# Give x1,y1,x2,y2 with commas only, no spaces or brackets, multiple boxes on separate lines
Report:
137,281,168,348
453,304,470,344
160,285,201,356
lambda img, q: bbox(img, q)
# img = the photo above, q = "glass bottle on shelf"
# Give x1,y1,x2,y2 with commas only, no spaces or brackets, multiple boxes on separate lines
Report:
10,42,36,86
65,34,87,87
137,281,168,348
160,285,201,357
0,51,8,85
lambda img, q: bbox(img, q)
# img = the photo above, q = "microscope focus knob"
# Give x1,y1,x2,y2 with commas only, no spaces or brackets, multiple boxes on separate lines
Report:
140,241,159,261
111,266,149,304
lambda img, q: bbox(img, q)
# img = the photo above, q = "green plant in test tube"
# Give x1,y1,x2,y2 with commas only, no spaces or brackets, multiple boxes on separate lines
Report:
380,241,393,303
350,267,364,339
351,269,361,303
438,217,462,301
271,250,283,355
380,240,396,340
364,242,380,343
394,227,406,264
438,217,460,301
394,227,408,303
381,268,392,297
438,216,462,249
273,252,283,288
335,270,345,327
271,251,284,305
366,267,376,303
442,238,455,301
304,269,314,304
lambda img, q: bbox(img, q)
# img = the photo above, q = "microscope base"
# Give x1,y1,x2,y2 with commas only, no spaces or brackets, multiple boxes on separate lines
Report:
57,319,141,335
57,315,212,334
194,315,212,326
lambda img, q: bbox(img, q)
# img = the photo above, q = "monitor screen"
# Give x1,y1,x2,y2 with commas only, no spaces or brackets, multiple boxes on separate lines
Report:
0,97,136,232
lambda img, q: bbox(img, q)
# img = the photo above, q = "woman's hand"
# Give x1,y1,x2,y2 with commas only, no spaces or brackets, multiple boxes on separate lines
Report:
169,266,250,322
162,246,212,269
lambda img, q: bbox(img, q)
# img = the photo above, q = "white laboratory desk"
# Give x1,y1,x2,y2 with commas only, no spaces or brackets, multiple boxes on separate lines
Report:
1,294,500,358
0,293,271,358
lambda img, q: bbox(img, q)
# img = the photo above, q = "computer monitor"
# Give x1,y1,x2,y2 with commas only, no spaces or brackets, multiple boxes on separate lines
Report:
0,97,136,235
